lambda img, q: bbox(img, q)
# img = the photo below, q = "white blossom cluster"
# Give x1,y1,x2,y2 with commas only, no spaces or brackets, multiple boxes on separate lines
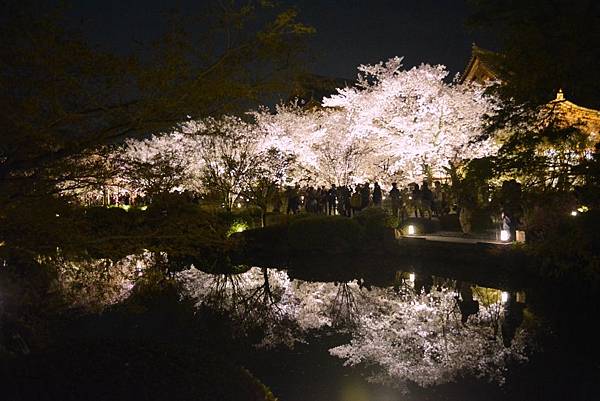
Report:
103,57,497,199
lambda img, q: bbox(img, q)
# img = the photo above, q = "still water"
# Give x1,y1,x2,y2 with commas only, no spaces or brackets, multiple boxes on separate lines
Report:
177,266,533,400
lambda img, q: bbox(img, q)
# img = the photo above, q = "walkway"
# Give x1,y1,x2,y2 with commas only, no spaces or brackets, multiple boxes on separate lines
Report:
401,232,511,245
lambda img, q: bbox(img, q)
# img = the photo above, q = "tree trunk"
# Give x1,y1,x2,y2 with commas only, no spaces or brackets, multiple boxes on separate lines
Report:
459,207,472,234
261,208,267,228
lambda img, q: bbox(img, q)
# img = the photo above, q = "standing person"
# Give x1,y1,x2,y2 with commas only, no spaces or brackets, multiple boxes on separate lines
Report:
410,183,422,217
318,186,328,214
327,184,337,215
421,181,433,219
400,185,411,223
350,186,362,216
306,186,317,213
336,185,346,216
344,185,352,217
389,182,401,219
360,182,370,209
432,181,443,216
372,182,382,206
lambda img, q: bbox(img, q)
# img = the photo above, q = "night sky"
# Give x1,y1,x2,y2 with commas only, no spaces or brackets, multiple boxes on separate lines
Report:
66,0,497,79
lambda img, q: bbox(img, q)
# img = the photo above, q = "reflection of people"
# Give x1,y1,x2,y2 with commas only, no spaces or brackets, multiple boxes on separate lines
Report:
501,293,525,347
456,283,479,324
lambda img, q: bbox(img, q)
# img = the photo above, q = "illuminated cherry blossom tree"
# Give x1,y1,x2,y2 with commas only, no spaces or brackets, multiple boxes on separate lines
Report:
108,56,497,197
323,58,497,182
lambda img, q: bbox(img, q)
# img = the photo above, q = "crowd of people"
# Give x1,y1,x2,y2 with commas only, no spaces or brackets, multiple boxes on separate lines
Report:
279,181,452,222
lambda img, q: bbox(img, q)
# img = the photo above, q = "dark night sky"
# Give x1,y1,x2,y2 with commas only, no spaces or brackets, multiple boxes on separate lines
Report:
66,0,497,79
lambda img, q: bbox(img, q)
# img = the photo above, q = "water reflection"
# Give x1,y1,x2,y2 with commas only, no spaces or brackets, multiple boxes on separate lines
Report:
42,252,152,311
177,266,531,389
43,253,531,389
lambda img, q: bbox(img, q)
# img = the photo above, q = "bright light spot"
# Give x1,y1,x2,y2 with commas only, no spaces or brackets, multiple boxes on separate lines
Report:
408,196,413,200
409,273,415,282
570,211,578,217
500,230,510,241
577,205,589,213
227,221,249,237
407,225,416,235
140,205,148,211
488,197,492,202
501,292,509,303
237,202,242,208
55,214,60,217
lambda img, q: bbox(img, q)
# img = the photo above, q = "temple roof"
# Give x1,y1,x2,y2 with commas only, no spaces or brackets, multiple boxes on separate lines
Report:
459,44,500,84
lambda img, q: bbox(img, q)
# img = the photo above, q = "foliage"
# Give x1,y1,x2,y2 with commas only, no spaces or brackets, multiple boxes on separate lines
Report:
0,0,313,206
288,216,364,253
527,210,600,282
467,0,600,197
354,207,395,243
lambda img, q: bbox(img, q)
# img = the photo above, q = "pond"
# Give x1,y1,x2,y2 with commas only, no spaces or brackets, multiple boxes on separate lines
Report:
4,251,599,401
176,264,531,400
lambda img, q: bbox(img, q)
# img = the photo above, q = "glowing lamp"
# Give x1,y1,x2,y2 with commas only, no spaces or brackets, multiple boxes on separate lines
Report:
501,292,509,303
500,230,510,241
407,225,416,235
237,202,242,208
570,211,578,217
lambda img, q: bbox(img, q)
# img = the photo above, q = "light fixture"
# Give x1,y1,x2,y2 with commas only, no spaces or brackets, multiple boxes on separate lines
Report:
407,225,416,235
501,292,509,303
571,211,578,217
500,230,510,241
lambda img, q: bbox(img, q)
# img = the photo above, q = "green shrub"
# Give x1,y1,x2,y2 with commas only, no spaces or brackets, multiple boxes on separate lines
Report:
239,224,289,254
288,216,363,253
354,207,395,242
